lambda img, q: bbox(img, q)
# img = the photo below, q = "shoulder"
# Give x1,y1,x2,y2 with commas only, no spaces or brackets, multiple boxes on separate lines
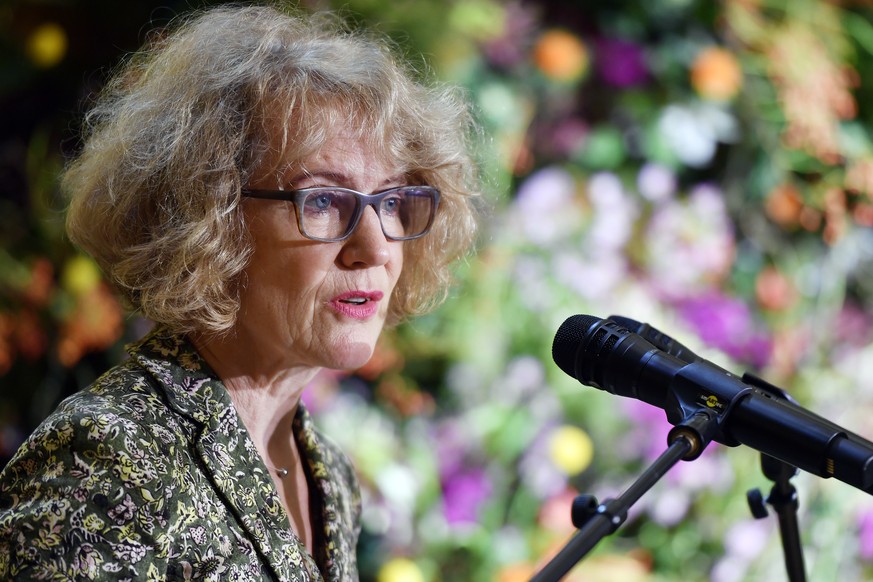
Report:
0,361,187,578
4,358,186,480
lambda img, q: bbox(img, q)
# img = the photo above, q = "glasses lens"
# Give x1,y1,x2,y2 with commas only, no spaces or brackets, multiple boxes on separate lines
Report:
379,186,436,239
300,189,359,240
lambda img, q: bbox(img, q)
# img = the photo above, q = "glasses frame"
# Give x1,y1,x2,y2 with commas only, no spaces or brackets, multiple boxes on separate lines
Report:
241,185,441,242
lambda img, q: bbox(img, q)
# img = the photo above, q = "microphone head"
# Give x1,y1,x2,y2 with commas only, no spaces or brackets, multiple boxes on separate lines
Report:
606,315,643,332
552,314,602,377
552,313,681,406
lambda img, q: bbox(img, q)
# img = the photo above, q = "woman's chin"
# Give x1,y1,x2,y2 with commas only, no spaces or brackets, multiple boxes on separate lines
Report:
326,340,375,371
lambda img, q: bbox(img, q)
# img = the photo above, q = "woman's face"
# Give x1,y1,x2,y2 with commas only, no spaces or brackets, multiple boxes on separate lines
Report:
238,123,405,371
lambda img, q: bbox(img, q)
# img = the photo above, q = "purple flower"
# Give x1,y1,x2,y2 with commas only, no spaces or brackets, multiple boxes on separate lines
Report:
432,419,493,526
480,1,537,70
835,302,873,348
619,399,671,463
595,38,648,87
535,117,589,159
858,508,873,561
441,467,493,525
676,292,773,369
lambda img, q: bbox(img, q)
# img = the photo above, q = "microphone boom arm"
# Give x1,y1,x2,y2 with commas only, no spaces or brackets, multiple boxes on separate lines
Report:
530,413,714,582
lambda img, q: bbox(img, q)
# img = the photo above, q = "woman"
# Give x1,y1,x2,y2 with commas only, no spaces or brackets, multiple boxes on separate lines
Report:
0,4,479,580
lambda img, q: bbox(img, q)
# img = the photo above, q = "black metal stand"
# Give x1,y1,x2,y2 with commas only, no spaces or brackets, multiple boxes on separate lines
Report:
746,454,807,582
528,362,821,582
530,411,719,582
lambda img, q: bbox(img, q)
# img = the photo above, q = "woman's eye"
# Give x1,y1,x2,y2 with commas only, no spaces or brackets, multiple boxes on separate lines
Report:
382,196,402,215
315,194,332,209
306,193,335,211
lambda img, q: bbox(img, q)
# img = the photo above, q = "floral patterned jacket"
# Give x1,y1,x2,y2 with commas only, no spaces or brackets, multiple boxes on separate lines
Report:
0,329,361,581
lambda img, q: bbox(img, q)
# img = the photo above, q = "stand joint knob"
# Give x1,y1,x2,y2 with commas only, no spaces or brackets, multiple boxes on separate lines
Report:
571,494,599,529
746,488,769,519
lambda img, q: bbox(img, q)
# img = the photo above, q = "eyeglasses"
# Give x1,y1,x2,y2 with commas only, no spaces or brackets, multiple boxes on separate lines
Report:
241,185,440,242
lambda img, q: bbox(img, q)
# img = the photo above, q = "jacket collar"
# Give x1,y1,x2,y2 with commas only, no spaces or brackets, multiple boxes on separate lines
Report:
128,328,323,581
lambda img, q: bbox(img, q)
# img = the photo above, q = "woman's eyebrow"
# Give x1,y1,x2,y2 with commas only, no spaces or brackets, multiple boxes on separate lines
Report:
284,170,348,187
286,170,406,189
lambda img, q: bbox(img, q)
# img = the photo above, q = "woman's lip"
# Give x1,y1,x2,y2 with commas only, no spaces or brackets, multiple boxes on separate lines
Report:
332,290,384,303
328,290,384,319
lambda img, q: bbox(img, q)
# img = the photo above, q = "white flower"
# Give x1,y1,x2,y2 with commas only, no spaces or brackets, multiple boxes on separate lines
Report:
658,102,739,168
511,166,582,246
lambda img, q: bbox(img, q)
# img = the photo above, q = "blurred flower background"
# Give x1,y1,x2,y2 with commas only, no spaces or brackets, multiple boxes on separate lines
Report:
3,0,873,580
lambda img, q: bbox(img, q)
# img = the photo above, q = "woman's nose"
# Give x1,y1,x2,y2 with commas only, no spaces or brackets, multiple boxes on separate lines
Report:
339,206,391,267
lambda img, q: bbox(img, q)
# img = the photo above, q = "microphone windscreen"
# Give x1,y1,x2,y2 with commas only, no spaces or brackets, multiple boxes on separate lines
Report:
552,314,601,377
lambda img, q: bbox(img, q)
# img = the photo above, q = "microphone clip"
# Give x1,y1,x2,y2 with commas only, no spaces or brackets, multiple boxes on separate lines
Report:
663,360,755,449
667,409,721,460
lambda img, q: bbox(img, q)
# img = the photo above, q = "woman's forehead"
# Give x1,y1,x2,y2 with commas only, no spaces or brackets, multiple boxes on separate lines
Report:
258,120,406,185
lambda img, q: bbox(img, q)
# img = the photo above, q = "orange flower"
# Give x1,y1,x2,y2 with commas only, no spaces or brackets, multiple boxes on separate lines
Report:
23,258,54,307
690,46,743,101
853,203,873,227
534,29,588,82
538,488,578,534
496,563,536,582
823,187,848,245
565,551,652,581
764,183,804,228
755,266,798,312
845,158,873,198
13,309,47,361
767,24,856,164
798,206,822,232
57,283,124,367
375,374,435,417
0,313,14,376
355,336,403,380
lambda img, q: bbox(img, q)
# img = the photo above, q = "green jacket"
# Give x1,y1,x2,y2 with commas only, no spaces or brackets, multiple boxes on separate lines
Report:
0,329,361,581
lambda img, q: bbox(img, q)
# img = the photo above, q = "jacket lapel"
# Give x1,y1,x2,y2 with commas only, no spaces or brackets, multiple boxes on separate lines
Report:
294,405,361,581
128,329,323,581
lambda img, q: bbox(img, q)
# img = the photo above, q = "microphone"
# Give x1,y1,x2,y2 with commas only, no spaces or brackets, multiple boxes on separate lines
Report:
552,315,873,494
606,314,702,363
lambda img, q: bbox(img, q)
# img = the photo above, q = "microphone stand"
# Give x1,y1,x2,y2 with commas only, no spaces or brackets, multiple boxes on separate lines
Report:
746,454,807,582
741,373,807,582
530,411,719,582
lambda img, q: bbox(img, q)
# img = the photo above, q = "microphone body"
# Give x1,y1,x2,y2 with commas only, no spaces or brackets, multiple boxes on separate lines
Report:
553,315,873,493
606,314,703,364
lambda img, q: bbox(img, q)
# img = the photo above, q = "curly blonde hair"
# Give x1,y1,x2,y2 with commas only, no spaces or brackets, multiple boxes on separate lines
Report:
63,4,480,335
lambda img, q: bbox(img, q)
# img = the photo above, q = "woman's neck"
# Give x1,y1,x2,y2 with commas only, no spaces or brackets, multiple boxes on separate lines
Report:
189,330,319,552
189,330,318,448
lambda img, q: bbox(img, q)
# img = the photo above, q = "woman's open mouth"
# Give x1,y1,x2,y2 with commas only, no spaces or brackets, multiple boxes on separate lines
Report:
330,290,384,319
